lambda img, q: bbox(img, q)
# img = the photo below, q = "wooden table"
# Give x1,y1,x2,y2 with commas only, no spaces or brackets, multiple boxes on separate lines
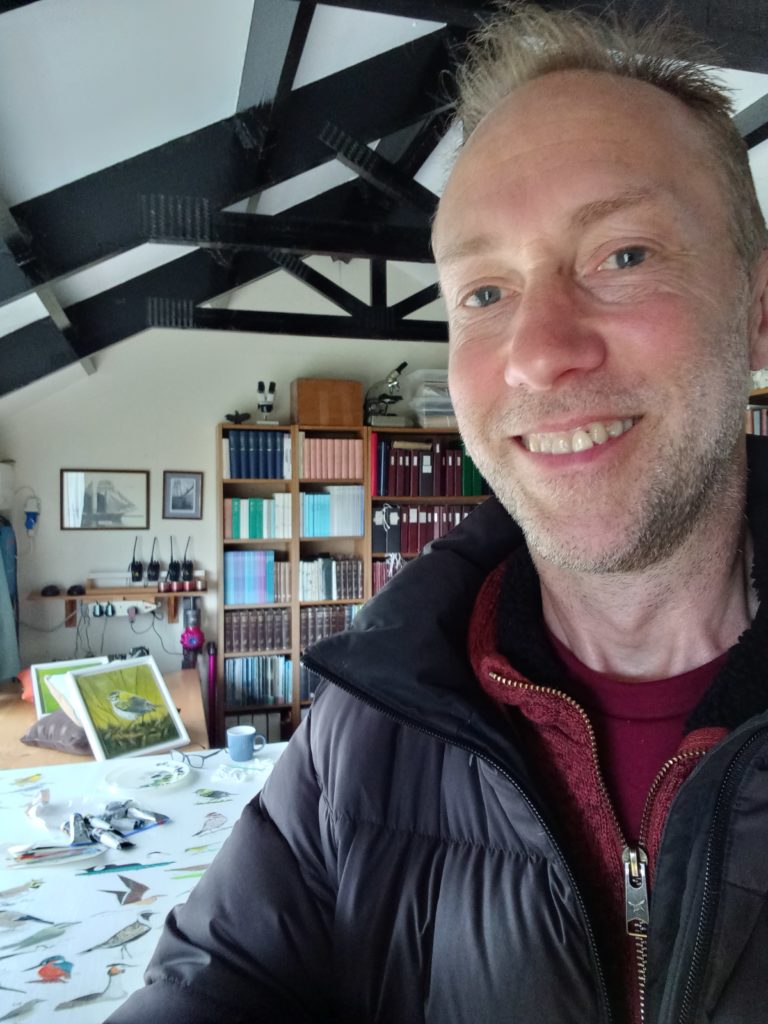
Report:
0,669,209,768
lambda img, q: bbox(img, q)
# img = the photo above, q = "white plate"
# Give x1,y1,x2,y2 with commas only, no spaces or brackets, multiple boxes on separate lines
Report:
103,758,192,795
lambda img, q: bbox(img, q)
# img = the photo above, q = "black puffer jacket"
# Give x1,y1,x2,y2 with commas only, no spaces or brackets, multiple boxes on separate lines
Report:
107,473,768,1024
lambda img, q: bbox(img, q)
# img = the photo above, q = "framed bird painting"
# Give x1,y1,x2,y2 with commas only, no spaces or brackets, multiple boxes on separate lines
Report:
61,656,189,760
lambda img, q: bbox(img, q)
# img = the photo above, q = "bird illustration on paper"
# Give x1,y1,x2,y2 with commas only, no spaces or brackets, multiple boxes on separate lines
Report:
184,842,220,854
107,691,160,722
194,788,233,803
77,860,173,876
99,875,164,907
24,954,73,983
11,775,42,788
192,811,227,837
0,998,44,1021
54,962,131,1010
0,923,79,959
0,880,42,903
80,911,155,956
0,912,52,932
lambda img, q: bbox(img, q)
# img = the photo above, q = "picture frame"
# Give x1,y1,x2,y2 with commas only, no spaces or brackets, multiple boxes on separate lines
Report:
30,657,109,718
61,469,149,530
163,471,203,520
60,656,189,761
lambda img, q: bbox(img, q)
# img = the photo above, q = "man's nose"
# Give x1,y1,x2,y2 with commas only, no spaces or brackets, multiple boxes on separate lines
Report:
502,278,606,391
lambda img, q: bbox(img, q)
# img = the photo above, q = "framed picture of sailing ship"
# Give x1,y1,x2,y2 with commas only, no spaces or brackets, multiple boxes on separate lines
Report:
60,469,149,529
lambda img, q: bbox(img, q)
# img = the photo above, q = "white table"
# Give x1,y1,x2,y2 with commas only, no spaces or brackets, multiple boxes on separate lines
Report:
0,744,287,1022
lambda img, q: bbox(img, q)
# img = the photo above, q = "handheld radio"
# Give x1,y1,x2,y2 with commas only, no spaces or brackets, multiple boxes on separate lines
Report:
167,538,181,582
147,538,160,583
129,536,143,583
181,536,193,582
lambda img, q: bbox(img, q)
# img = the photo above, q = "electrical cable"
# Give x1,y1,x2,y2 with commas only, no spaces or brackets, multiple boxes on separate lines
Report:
151,612,182,658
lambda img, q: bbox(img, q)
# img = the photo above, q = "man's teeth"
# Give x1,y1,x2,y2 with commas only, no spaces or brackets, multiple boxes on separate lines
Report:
523,419,634,454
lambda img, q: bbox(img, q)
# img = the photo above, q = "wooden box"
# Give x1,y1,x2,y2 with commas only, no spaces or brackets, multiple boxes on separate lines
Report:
290,378,363,427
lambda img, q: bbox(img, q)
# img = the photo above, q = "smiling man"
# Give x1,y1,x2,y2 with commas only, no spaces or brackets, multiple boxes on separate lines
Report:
108,6,768,1024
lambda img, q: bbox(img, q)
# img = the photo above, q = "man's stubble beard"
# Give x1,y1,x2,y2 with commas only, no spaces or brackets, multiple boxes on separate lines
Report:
456,315,752,575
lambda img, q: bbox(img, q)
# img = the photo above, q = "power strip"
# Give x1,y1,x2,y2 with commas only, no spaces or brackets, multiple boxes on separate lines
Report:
90,600,158,618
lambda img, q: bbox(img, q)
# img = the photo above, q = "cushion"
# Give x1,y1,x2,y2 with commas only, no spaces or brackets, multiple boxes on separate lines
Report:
21,711,91,755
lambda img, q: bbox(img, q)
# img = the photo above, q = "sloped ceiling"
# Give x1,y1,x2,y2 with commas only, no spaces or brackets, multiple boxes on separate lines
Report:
0,0,767,398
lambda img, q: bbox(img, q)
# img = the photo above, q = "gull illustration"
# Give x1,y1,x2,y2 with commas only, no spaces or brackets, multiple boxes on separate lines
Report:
24,954,73,983
0,999,44,1021
80,911,155,956
0,923,79,960
0,880,42,902
0,912,52,932
99,875,165,907
54,963,130,1010
107,691,161,722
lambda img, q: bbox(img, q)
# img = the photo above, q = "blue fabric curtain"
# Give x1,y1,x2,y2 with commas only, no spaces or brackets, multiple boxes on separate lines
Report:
0,518,20,678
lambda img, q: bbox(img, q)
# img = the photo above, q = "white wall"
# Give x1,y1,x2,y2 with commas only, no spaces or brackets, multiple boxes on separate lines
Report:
0,306,448,682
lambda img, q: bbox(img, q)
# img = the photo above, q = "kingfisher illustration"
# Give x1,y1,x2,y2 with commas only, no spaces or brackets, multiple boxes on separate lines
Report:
80,911,155,956
0,923,79,959
0,998,43,1020
107,691,161,722
25,954,73,983
99,875,164,907
78,860,173,876
54,962,130,1010
192,811,227,837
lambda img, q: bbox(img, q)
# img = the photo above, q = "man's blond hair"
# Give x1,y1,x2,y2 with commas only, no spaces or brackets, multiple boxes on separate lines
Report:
452,2,767,269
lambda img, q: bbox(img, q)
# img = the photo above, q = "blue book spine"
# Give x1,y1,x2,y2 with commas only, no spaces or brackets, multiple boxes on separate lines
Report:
265,431,275,479
247,431,257,479
228,432,241,479
256,432,266,479
275,433,284,480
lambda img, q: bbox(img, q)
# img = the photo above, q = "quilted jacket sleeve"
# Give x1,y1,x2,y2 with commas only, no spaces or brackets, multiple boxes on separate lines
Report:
103,713,336,1024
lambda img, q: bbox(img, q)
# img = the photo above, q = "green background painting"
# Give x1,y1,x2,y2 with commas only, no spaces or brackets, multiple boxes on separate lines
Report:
77,663,181,758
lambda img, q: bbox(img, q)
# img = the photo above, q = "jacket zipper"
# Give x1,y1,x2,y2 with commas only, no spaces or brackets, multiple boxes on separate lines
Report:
488,670,707,1024
304,657,614,1024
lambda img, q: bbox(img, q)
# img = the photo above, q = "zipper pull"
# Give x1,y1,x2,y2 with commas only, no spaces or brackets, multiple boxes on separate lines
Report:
622,845,650,937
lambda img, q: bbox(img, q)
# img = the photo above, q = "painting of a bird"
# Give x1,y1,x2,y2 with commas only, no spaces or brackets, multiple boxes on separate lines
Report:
24,954,73,983
99,875,164,907
0,880,42,903
80,912,155,956
54,963,130,1010
0,912,52,932
192,811,227,836
0,999,43,1021
107,691,160,722
0,923,79,960
194,788,233,803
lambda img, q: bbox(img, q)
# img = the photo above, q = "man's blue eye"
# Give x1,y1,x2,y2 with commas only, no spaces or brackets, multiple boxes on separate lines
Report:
466,285,501,307
609,247,647,269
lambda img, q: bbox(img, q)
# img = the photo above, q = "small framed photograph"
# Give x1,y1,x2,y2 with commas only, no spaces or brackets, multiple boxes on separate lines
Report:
163,471,203,520
61,469,149,530
61,656,190,761
30,657,109,718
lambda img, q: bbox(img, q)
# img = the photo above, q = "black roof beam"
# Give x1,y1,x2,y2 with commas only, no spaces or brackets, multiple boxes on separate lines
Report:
0,318,83,397
148,209,434,262
318,123,437,215
8,28,455,303
193,306,447,341
237,0,306,112
316,0,493,29
266,251,369,316
389,282,441,319
734,93,768,150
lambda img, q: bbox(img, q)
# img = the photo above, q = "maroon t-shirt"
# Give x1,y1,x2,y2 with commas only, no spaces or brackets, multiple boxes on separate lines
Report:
549,632,727,841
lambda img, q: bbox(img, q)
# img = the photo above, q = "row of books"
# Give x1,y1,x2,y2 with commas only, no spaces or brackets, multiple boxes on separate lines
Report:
370,435,488,498
223,551,291,605
223,495,292,539
746,405,768,436
223,607,291,654
372,503,478,555
297,433,363,480
300,603,362,649
299,556,364,601
224,655,292,707
224,429,292,480
224,710,285,742
300,486,364,537
372,554,405,595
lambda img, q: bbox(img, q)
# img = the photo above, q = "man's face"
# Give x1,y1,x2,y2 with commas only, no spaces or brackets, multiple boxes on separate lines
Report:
434,71,764,573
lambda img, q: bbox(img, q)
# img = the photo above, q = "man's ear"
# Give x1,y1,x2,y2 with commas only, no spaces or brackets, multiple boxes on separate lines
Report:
749,249,768,371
